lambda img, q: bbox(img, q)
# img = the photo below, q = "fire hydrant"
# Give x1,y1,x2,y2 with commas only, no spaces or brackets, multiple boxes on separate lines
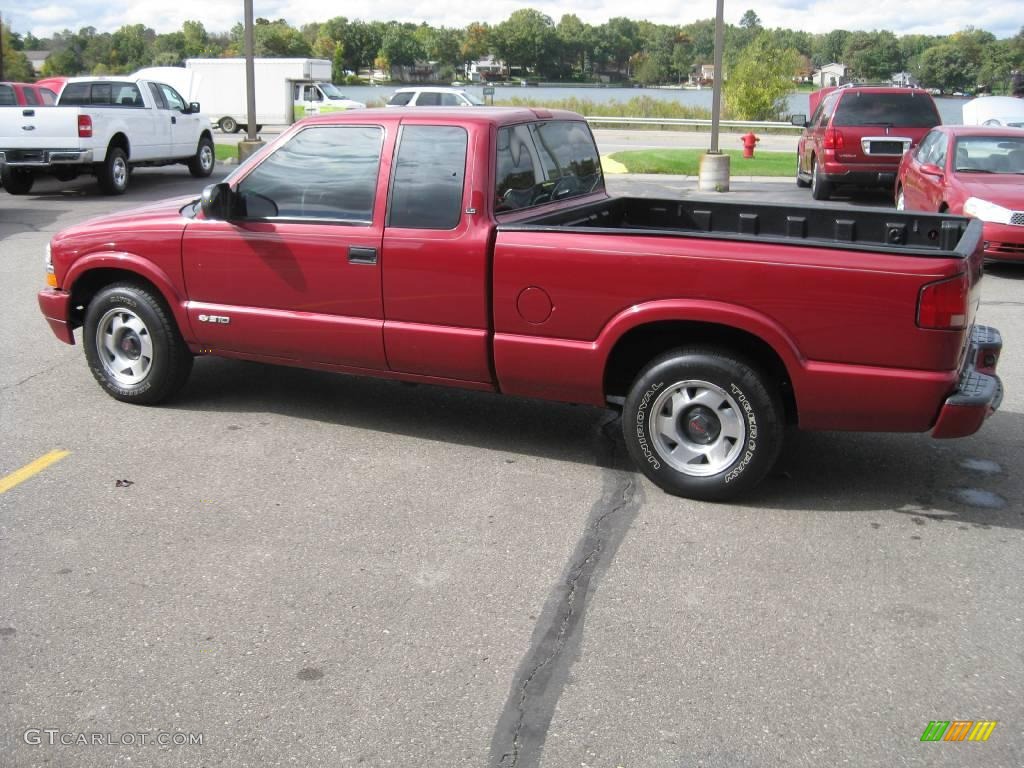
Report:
741,131,760,159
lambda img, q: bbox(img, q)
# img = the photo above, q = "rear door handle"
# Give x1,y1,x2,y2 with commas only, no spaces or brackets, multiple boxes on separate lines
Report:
348,246,378,265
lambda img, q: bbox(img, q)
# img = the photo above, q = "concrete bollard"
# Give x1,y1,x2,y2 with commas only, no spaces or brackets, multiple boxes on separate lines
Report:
698,152,731,192
237,140,266,163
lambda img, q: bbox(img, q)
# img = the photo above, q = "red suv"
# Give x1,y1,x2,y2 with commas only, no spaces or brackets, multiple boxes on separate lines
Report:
794,85,941,200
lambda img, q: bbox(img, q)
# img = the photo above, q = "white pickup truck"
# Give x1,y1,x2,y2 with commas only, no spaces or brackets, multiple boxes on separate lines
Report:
0,76,215,195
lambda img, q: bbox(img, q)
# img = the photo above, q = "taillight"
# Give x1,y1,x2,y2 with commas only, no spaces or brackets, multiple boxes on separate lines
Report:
918,274,968,330
823,128,844,150
78,115,92,138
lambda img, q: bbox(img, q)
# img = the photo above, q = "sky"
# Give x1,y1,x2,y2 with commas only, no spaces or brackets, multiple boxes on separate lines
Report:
6,0,1022,41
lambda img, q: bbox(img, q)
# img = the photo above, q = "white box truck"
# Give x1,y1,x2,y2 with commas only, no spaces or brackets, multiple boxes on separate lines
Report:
143,59,364,133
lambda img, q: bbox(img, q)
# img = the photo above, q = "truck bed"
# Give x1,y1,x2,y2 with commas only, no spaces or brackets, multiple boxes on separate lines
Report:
504,196,981,259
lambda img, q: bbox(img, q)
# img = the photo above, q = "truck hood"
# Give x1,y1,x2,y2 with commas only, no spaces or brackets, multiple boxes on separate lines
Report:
51,194,198,262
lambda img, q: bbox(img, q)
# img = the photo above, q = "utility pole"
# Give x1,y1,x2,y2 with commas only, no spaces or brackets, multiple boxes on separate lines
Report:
1,12,6,83
698,0,730,191
238,0,265,161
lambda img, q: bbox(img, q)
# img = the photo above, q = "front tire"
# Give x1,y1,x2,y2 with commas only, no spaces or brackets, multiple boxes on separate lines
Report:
796,154,810,188
622,348,784,501
97,147,129,195
188,135,215,178
1,167,35,195
83,283,193,404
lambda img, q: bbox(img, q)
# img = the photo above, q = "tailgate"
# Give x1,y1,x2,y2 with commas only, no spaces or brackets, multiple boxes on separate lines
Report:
0,107,84,149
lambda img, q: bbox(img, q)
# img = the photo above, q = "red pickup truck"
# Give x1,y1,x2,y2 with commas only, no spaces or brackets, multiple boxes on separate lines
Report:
37,108,1004,500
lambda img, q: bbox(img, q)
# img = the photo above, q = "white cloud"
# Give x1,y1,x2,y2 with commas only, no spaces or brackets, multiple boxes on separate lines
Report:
8,0,1021,39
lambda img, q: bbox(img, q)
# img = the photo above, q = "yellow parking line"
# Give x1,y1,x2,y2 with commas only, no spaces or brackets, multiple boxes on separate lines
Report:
0,450,70,494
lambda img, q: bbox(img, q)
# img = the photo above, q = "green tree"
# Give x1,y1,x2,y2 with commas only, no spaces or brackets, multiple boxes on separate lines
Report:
1,21,33,81
916,43,973,92
492,9,557,77
181,20,209,58
739,10,761,30
811,29,850,68
110,24,155,72
843,30,902,81
724,32,801,119
380,23,424,68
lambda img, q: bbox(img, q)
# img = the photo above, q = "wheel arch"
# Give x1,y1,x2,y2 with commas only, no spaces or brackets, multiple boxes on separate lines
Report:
601,313,800,425
65,258,191,341
107,132,130,159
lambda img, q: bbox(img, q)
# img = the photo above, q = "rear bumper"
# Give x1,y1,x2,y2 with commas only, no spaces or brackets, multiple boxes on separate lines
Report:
37,289,75,345
821,165,898,188
0,148,93,167
931,325,1003,438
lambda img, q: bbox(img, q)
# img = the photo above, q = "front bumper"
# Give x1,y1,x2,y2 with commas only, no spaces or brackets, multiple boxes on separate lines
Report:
0,148,93,167
980,221,1024,262
37,289,75,345
931,325,1003,438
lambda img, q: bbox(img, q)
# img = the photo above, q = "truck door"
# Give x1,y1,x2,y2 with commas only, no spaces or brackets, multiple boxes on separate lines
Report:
296,83,321,118
182,123,389,369
381,121,494,383
150,82,200,157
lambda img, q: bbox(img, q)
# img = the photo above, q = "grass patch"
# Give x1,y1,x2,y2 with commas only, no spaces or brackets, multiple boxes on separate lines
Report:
495,95,712,120
609,148,794,176
215,144,238,162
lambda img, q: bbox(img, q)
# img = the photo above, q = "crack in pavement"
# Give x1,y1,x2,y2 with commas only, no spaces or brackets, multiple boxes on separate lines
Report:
489,416,643,768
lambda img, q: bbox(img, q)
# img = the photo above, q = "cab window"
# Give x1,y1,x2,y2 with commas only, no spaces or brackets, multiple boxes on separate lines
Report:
388,125,467,229
157,83,186,111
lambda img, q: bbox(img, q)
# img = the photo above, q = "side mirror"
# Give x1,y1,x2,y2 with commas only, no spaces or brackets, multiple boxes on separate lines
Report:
200,182,234,220
790,114,808,128
188,102,201,114
920,163,944,178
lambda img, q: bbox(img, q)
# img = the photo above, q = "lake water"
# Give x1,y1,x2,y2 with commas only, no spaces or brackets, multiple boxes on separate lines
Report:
337,84,967,124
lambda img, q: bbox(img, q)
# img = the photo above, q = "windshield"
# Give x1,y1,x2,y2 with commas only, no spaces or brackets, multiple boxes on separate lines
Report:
495,120,604,212
954,136,1024,174
319,83,348,100
833,93,941,128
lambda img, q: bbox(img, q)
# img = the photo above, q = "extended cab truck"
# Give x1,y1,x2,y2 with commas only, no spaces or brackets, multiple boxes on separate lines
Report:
37,108,1004,500
0,77,215,195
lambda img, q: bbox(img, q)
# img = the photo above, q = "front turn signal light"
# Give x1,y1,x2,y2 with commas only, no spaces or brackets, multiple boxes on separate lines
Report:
46,273,58,288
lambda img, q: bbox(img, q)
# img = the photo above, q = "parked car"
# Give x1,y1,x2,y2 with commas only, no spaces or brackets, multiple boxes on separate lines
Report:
961,96,1024,128
386,87,484,107
793,85,942,200
896,125,1024,262
36,108,1003,500
0,76,214,195
0,81,58,107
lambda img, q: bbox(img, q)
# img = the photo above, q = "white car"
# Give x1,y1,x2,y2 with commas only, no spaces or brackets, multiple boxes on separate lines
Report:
386,87,485,107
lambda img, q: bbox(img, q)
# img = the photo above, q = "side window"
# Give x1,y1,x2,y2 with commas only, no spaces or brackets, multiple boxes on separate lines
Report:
932,137,948,169
58,83,89,105
388,92,413,106
440,93,461,106
23,88,40,106
818,94,839,128
148,83,167,109
495,124,540,209
158,84,186,112
416,92,441,106
388,125,467,230
40,88,56,105
236,125,383,222
0,84,15,106
303,85,321,101
916,131,941,163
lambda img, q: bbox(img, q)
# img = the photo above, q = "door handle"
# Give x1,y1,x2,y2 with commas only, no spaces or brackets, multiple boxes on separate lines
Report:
171,116,177,124
348,246,378,265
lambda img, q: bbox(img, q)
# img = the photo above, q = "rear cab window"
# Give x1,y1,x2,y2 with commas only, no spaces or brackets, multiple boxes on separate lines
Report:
388,125,468,229
494,120,604,213
0,85,15,105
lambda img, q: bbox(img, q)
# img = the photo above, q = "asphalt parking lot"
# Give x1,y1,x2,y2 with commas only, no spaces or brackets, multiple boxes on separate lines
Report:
1,165,1022,768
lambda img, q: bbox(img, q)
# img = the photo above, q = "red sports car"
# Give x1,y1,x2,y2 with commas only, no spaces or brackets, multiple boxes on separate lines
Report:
896,125,1024,261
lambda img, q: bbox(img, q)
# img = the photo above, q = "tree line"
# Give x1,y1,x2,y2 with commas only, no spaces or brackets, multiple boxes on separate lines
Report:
3,11,1022,98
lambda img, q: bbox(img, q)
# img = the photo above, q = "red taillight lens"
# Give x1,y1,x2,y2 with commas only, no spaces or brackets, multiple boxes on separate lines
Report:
918,275,968,330
823,128,844,150
78,115,92,138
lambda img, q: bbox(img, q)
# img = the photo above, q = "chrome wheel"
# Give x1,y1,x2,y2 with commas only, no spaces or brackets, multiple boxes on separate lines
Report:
896,189,905,210
649,380,745,477
95,307,154,386
199,144,214,172
112,156,128,189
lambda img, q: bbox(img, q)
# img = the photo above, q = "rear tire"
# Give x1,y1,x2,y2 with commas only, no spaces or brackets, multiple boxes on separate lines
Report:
219,116,239,133
1,167,35,195
188,135,215,178
622,348,784,501
83,283,193,404
810,156,831,200
97,147,129,195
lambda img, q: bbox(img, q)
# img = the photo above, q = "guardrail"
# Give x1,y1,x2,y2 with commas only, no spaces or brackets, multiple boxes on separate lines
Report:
584,116,803,131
